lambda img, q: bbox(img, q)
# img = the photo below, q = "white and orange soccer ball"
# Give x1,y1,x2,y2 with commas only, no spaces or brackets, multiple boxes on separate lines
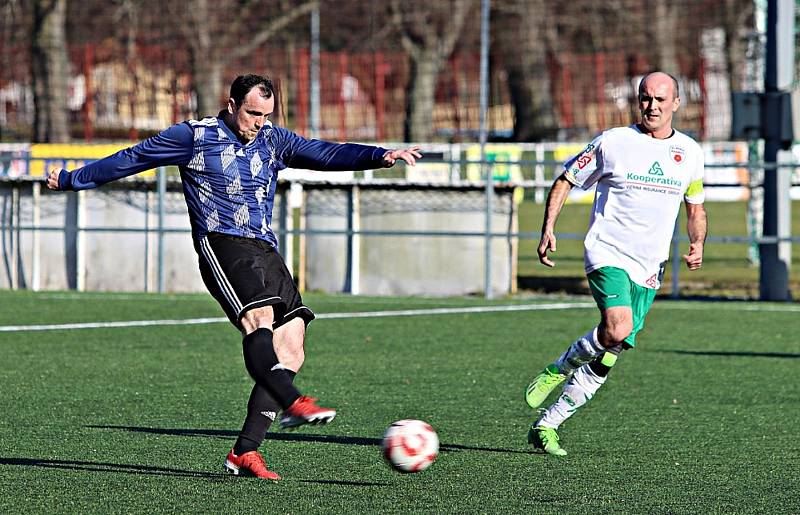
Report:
381,419,439,473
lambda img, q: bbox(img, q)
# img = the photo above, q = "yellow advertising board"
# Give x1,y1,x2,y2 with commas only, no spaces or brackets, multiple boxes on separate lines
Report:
465,144,525,203
465,144,523,183
29,143,156,178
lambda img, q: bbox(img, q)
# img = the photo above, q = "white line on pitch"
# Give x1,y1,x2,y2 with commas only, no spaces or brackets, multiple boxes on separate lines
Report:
0,317,228,332
0,302,594,333
316,302,595,319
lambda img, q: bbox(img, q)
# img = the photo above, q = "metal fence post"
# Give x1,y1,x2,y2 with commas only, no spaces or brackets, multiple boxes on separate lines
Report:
479,0,492,299
32,181,41,291
143,185,151,292
344,184,360,294
157,167,166,293
10,183,19,289
76,190,86,291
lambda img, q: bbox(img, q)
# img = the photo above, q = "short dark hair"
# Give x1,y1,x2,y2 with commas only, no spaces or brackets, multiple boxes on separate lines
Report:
229,74,274,106
638,71,680,99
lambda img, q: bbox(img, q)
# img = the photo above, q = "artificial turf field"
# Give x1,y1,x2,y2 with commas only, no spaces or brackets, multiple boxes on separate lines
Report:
0,290,798,514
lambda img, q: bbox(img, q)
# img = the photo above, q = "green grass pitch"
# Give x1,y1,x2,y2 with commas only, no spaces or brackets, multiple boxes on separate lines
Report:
0,290,798,513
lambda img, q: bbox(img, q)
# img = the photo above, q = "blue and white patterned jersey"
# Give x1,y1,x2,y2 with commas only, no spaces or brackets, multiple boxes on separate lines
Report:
59,116,388,248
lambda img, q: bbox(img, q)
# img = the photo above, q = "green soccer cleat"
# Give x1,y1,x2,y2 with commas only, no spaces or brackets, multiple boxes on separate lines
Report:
525,364,567,409
528,425,567,456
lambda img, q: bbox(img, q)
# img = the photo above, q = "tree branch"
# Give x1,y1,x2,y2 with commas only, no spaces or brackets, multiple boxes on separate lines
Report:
437,0,475,59
230,1,317,61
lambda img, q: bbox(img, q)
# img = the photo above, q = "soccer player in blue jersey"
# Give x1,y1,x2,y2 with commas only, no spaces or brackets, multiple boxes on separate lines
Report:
46,73,421,480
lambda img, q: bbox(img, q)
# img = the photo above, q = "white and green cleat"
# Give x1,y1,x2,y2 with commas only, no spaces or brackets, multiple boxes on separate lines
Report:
525,364,567,409
528,425,567,456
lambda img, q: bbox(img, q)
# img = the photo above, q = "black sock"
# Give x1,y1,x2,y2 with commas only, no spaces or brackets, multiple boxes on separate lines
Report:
241,328,301,410
233,385,279,455
233,371,298,455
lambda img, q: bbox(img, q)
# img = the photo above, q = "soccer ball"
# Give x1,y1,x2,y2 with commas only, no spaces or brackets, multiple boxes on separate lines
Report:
381,419,439,473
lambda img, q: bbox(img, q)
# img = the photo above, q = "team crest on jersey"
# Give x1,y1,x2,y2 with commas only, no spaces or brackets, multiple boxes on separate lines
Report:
669,145,685,164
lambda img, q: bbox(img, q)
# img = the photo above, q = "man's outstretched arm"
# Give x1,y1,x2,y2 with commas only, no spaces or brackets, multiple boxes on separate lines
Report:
46,123,194,191
277,127,420,171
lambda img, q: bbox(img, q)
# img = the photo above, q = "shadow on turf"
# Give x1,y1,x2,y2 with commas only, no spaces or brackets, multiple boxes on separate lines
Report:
0,457,387,485
87,425,535,455
0,457,221,478
652,349,800,359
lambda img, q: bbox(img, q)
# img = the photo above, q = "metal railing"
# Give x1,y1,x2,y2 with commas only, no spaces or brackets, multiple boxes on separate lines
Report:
1,156,797,297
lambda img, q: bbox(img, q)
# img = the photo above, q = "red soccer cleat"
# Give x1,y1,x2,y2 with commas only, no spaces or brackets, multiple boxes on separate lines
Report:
279,396,337,429
223,449,281,481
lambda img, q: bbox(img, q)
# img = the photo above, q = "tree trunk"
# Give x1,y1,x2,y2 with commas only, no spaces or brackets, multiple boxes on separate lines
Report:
192,56,224,118
404,53,442,142
183,0,223,118
493,0,558,141
654,0,680,74
31,0,71,143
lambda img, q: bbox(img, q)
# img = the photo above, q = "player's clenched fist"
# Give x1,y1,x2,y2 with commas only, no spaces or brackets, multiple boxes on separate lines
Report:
46,169,63,191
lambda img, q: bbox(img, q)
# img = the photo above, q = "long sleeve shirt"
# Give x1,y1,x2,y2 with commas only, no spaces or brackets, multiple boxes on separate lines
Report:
59,116,388,248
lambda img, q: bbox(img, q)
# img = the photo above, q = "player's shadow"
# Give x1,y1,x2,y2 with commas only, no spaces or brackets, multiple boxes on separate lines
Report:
0,457,221,479
87,425,534,455
652,349,800,359
0,456,386,485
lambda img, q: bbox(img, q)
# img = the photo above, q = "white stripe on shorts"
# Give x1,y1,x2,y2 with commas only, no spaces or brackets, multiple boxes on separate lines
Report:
284,305,316,321
198,236,243,315
239,296,282,320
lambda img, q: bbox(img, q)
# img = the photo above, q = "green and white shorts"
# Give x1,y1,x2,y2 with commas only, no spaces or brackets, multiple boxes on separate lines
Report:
587,266,657,347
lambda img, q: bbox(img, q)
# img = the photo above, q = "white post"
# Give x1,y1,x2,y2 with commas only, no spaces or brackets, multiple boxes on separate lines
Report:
346,185,361,295
534,146,545,203
76,190,86,292
10,185,19,289
32,181,41,291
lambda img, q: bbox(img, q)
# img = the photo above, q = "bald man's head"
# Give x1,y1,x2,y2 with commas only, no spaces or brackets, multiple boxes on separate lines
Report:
639,72,679,100
637,71,681,138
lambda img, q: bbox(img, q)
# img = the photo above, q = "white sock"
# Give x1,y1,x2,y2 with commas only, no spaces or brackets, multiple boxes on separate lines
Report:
536,363,607,429
553,327,604,375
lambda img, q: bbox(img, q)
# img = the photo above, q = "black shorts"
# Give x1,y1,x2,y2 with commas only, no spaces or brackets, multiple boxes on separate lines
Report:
194,232,315,330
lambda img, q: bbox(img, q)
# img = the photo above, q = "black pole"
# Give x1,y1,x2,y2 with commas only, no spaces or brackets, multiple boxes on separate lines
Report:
759,0,793,301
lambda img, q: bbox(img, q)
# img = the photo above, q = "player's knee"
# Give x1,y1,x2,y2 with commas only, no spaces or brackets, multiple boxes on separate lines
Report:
600,319,632,345
240,306,275,334
605,322,632,344
273,318,306,371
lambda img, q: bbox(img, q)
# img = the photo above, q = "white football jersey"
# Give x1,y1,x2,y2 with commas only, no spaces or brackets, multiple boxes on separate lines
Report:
563,125,705,289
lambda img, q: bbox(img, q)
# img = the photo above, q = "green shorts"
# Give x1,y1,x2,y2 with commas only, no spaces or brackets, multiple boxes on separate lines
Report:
587,266,657,347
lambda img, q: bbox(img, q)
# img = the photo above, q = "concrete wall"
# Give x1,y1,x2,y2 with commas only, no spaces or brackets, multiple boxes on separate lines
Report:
0,181,206,292
1,180,516,296
304,184,517,296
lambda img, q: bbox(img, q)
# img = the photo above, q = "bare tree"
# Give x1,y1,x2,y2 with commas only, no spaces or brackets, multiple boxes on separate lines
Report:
171,0,316,118
390,0,475,142
492,0,558,141
722,0,755,91
32,0,71,142
654,0,680,74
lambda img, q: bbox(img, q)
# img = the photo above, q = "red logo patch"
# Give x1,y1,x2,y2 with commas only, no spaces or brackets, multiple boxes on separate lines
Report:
646,274,658,288
669,145,685,164
577,154,593,169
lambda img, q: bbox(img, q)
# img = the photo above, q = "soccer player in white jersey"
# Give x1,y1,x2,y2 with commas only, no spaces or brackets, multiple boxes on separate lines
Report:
524,71,707,456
